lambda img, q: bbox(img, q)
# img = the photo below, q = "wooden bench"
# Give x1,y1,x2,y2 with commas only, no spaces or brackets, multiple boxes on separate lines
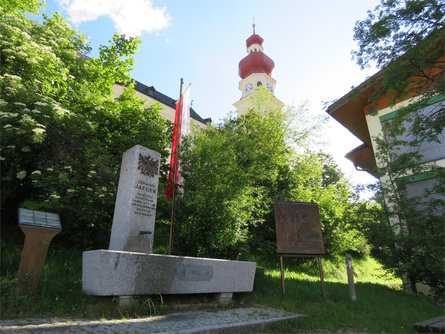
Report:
413,316,445,333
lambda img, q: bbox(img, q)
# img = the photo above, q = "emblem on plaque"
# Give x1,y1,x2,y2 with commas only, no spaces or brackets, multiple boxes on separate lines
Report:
137,153,159,177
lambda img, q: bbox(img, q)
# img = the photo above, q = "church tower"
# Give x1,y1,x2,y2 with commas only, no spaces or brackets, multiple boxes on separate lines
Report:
234,24,281,115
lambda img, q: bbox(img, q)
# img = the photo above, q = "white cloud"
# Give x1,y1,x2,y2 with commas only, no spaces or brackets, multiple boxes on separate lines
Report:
58,0,171,37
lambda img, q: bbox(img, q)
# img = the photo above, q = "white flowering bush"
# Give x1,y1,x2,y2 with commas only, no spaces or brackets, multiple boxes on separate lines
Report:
0,5,171,249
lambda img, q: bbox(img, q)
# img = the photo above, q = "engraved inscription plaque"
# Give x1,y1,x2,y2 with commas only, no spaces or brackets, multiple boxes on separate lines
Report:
18,208,61,230
178,264,213,281
274,201,324,256
132,179,157,217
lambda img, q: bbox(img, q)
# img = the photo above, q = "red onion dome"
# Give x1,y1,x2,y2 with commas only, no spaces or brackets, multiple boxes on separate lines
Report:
246,34,264,48
238,52,275,79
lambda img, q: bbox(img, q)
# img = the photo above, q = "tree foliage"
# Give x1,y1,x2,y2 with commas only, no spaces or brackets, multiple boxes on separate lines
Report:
173,88,376,260
0,6,171,248
0,0,45,15
353,0,444,70
353,0,444,139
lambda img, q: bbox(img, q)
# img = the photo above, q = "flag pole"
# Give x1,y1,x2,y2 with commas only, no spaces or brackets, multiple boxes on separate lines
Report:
169,78,184,255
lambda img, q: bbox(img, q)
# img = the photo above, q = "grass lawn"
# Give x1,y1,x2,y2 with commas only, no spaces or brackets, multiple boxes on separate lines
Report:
1,242,443,333
249,269,441,333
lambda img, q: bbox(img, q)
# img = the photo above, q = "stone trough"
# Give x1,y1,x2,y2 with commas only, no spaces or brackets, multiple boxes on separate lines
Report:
83,250,256,296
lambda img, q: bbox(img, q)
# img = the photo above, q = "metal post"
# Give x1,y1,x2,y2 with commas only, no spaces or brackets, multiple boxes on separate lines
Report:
345,253,356,301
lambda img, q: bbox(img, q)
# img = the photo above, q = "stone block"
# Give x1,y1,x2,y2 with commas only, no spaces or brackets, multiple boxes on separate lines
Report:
215,292,233,305
82,250,256,296
118,296,138,310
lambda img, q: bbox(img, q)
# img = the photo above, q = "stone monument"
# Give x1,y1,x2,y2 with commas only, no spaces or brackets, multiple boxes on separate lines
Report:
82,144,256,300
109,145,160,253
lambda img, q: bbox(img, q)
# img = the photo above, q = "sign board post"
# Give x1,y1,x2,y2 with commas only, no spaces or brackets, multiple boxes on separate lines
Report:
16,208,61,293
274,201,325,296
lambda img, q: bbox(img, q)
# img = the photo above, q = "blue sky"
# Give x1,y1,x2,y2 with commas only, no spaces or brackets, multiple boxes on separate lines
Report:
42,0,381,188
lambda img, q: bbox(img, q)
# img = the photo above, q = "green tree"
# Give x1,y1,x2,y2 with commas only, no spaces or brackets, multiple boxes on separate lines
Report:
0,0,45,15
353,0,445,296
174,88,295,258
353,0,444,139
173,88,373,260
0,6,170,248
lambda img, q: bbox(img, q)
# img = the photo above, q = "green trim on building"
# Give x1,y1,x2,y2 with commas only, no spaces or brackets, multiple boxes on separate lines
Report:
396,168,444,186
379,94,445,123
427,94,445,105
380,111,399,122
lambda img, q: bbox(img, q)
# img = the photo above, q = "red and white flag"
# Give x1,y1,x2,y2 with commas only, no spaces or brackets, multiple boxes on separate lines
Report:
166,84,191,199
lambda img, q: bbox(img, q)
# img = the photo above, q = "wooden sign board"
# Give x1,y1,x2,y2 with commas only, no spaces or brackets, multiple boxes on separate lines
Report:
274,201,326,296
274,201,324,256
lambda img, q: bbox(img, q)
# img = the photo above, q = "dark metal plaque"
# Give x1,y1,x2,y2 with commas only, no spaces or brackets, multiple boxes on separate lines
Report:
18,208,61,230
274,201,324,256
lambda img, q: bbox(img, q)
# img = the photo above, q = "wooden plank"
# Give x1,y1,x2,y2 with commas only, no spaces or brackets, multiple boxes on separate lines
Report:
429,321,445,333
277,253,325,257
413,316,444,333
280,256,285,295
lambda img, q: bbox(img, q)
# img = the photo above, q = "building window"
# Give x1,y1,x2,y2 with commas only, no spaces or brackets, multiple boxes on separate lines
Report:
381,99,445,164
397,170,444,217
